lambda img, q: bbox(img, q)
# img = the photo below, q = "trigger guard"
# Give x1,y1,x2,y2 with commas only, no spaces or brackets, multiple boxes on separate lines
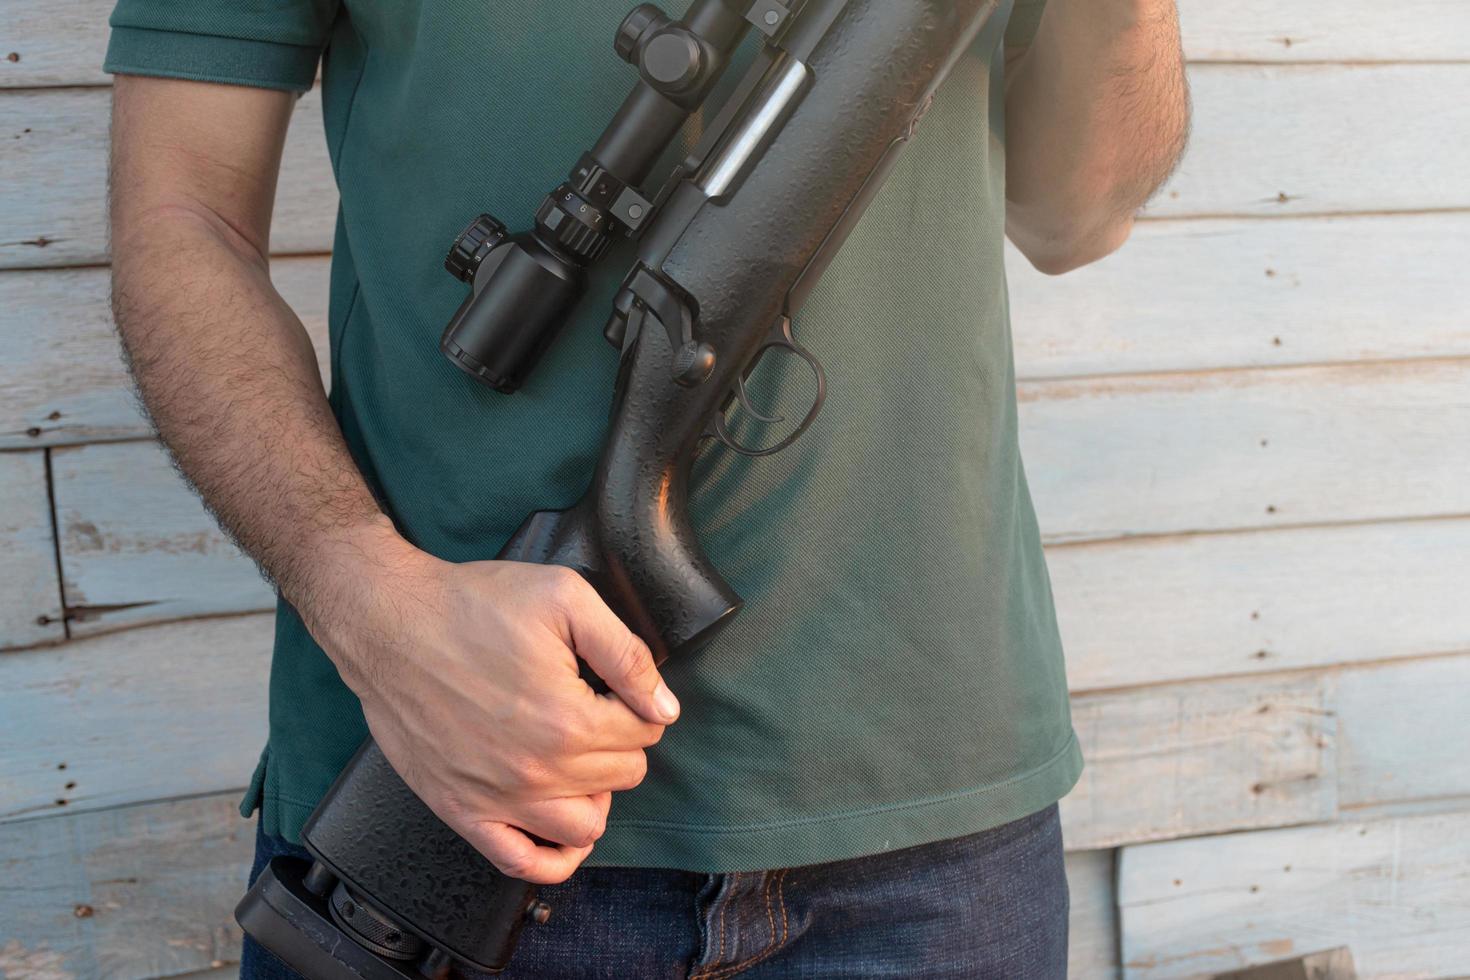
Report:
714,324,827,458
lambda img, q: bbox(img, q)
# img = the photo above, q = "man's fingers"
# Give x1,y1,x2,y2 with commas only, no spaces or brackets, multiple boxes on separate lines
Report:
510,795,612,850
461,820,594,885
535,748,652,797
551,571,680,725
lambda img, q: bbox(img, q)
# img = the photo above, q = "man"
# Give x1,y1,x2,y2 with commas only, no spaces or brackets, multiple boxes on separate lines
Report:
106,0,1187,975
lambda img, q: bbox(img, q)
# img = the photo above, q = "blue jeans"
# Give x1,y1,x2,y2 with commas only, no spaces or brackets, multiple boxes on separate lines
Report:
241,804,1067,979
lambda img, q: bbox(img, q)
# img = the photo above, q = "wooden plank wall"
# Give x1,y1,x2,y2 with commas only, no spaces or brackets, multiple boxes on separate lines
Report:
2,3,1468,978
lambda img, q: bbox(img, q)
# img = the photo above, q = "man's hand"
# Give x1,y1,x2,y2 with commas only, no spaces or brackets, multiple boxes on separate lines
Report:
305,532,679,884
1004,0,1190,274
109,75,673,884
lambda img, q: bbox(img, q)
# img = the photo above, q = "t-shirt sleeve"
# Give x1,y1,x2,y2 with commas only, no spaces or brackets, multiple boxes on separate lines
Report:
103,0,340,93
1005,0,1049,48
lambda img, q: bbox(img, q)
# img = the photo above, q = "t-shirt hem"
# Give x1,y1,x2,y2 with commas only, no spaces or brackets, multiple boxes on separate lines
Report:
104,25,320,93
585,732,1083,871
244,731,1084,872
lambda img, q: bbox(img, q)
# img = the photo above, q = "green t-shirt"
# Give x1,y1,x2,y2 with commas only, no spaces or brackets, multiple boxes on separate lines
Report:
105,0,1079,872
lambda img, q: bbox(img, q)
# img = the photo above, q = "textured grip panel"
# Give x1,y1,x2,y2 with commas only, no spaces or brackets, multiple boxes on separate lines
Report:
301,742,534,972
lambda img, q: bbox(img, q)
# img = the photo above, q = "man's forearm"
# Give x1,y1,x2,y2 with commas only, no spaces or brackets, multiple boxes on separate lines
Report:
1004,0,1189,273
111,204,409,625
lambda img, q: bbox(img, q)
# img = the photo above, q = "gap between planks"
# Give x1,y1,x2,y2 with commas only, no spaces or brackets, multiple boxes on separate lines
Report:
1022,350,1470,388
1135,204,1470,224
8,504,1470,656
9,347,1470,452
1067,643,1470,699
0,784,249,831
1044,510,1470,552
5,201,1470,272
40,447,71,641
7,207,1470,276
5,65,1467,96
0,607,270,655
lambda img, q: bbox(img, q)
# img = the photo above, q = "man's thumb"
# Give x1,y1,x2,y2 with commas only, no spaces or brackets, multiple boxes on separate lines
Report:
560,578,680,724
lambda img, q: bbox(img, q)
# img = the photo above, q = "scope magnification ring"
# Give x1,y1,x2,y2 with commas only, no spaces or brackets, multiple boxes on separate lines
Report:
535,185,614,265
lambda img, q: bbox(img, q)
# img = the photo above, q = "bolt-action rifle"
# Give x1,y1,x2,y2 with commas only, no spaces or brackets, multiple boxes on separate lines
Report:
236,0,1000,975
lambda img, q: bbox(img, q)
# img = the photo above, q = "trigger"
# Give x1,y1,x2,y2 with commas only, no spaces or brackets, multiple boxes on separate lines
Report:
734,372,785,424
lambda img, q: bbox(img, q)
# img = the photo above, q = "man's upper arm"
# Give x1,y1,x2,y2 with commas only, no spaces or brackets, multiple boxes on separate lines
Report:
110,78,297,261
104,0,338,259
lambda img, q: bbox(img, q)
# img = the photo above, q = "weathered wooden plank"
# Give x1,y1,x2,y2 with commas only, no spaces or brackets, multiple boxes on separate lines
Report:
4,211,1466,452
2,66,1468,270
1,0,112,88
52,441,274,635
0,793,251,980
1052,517,1470,692
1177,0,1470,63
0,601,1340,845
1117,810,1470,979
1062,672,1337,850
1148,64,1470,218
1021,358,1470,544
2,212,1462,447
0,259,332,449
1007,212,1470,379
0,614,271,822
1336,655,1470,819
1067,849,1121,979
0,449,66,651
41,356,1470,633
0,87,336,270
1152,63,1464,220
1212,947,1357,980
0,608,1462,859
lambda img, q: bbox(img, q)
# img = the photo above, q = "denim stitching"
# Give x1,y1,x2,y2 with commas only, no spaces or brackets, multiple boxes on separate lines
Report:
761,871,776,952
701,869,793,980
690,871,739,978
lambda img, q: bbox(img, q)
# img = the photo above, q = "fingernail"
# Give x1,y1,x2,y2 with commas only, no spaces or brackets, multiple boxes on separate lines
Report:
653,681,680,722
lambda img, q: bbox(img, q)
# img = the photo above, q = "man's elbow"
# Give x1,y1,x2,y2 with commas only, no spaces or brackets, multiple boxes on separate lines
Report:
1006,209,1134,276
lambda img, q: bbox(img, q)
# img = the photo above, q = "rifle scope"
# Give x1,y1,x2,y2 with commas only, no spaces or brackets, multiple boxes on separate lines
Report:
439,0,783,393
